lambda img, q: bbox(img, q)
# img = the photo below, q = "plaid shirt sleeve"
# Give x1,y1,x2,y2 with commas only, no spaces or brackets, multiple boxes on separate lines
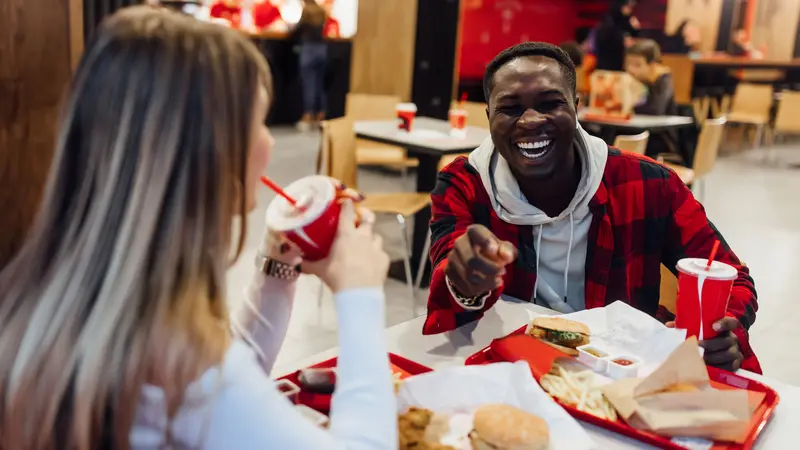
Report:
662,170,761,373
422,158,505,335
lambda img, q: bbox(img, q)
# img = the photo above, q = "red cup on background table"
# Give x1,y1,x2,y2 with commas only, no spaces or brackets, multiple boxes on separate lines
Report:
448,108,468,138
265,175,347,261
675,258,738,340
396,103,417,132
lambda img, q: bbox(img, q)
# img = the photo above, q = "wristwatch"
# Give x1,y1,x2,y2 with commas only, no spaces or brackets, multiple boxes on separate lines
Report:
255,253,300,281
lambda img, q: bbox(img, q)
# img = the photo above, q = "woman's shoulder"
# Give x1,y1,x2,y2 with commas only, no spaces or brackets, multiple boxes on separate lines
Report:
133,341,276,448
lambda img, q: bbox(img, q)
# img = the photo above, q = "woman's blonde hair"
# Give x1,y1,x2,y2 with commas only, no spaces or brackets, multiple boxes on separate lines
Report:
0,6,271,449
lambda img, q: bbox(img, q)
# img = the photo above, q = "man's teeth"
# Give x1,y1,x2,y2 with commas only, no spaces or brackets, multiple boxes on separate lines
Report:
517,140,551,150
516,140,552,159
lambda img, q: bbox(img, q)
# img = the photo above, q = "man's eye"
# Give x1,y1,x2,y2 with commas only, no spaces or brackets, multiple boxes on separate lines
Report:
497,105,521,114
540,100,564,111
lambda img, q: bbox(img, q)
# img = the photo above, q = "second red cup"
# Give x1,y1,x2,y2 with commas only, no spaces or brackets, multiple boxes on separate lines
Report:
396,103,417,132
265,176,345,261
674,258,737,340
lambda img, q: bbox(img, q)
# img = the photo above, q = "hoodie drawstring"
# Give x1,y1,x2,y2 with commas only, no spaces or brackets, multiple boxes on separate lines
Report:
532,225,543,301
564,213,574,302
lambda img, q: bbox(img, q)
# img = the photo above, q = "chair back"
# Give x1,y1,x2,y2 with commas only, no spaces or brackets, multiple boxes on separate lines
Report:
692,116,727,178
320,117,359,190
774,91,800,134
659,264,678,314
660,54,695,105
345,93,402,121
613,131,650,155
451,100,490,128
729,83,774,121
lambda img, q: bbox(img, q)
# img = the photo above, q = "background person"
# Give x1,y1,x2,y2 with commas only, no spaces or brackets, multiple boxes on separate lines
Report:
0,7,395,449
625,39,678,158
294,0,329,131
595,0,640,71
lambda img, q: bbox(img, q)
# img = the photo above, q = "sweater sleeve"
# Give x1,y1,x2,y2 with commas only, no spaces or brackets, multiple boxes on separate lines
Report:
661,169,762,374
204,288,396,450
423,158,504,335
232,271,297,375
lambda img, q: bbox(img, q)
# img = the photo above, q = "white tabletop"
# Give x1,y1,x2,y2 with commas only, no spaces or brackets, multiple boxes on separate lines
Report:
274,298,799,449
578,111,695,131
354,117,489,155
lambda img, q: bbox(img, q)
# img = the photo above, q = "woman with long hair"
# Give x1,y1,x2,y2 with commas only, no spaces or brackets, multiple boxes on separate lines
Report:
294,0,329,131
594,0,640,71
0,6,395,449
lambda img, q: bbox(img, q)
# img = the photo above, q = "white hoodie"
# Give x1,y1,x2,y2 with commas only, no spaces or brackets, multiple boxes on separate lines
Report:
468,123,608,313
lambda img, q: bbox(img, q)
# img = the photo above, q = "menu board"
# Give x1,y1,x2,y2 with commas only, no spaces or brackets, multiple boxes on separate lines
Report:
195,0,357,38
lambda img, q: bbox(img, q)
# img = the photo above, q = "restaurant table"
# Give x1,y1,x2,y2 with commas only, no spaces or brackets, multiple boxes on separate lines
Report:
354,118,489,285
693,56,800,70
275,298,799,449
578,111,697,165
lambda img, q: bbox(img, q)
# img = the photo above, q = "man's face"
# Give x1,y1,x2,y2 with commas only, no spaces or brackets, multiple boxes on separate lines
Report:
625,54,650,82
487,56,578,181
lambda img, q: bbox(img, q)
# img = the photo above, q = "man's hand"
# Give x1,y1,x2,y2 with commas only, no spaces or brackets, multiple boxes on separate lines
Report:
444,225,517,298
700,317,744,372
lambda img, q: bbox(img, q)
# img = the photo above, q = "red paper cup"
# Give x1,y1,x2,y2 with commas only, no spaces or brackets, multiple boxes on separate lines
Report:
265,176,345,261
674,258,737,340
396,103,417,132
448,108,468,137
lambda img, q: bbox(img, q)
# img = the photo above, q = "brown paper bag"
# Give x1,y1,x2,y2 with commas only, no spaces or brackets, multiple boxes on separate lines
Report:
601,338,753,443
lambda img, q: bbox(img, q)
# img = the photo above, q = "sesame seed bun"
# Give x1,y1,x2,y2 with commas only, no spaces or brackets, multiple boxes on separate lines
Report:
469,404,549,450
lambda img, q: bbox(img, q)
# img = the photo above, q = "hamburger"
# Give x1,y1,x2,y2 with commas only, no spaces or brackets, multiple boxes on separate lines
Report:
469,404,549,450
528,317,590,356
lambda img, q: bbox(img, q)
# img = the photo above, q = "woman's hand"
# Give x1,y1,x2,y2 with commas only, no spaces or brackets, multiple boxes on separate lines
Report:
303,200,389,294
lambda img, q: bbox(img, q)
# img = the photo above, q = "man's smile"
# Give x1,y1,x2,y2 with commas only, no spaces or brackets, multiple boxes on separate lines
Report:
514,135,556,161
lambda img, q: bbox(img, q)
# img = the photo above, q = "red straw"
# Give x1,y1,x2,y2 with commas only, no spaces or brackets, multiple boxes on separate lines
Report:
460,92,468,108
706,240,720,270
260,176,298,207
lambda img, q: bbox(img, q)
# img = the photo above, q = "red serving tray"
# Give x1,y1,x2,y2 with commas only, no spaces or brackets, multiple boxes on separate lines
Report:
464,326,779,450
277,353,432,413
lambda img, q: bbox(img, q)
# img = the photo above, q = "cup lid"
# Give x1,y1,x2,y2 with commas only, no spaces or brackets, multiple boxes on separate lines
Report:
265,176,335,231
676,258,738,280
396,103,417,112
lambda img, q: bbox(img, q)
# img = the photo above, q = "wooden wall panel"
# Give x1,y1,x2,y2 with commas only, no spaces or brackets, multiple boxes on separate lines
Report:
0,0,81,268
349,0,417,101
666,0,724,52
750,0,800,61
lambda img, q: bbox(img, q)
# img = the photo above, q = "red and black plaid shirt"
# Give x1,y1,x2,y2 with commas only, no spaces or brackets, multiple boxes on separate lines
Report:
424,149,761,374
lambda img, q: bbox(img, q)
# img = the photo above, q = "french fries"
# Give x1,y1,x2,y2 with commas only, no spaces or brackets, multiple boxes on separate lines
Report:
540,363,618,421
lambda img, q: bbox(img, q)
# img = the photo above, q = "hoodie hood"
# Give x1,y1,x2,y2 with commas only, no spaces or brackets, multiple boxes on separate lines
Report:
468,122,608,226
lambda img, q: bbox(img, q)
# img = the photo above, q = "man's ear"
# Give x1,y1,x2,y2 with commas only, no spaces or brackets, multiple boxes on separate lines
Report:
574,94,581,110
485,104,490,121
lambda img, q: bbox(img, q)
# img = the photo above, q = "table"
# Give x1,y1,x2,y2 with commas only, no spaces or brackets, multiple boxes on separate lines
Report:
694,57,800,70
275,298,799,449
578,111,695,134
578,112,696,164
354,118,490,284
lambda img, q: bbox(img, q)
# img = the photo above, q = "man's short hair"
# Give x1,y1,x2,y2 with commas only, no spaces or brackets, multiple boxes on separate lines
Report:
483,42,577,102
626,39,662,64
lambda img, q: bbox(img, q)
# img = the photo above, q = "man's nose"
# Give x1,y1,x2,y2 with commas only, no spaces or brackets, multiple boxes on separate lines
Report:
519,108,546,127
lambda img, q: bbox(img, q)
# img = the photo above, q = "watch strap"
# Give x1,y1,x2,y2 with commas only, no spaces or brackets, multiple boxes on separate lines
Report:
256,253,300,281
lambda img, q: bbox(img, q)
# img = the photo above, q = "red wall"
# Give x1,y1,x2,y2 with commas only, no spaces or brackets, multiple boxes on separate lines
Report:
459,0,578,80
458,0,667,81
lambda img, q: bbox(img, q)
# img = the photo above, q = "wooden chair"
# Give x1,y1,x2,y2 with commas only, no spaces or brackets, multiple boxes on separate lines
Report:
725,83,774,149
612,131,649,155
659,264,678,315
321,117,431,313
661,54,706,124
345,93,418,173
437,101,490,170
767,91,800,163
662,117,727,197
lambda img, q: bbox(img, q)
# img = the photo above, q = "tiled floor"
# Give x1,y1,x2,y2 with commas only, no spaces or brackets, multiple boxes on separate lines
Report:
227,127,800,385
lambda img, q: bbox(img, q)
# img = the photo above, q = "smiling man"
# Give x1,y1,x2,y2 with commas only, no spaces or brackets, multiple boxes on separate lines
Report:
424,42,761,374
